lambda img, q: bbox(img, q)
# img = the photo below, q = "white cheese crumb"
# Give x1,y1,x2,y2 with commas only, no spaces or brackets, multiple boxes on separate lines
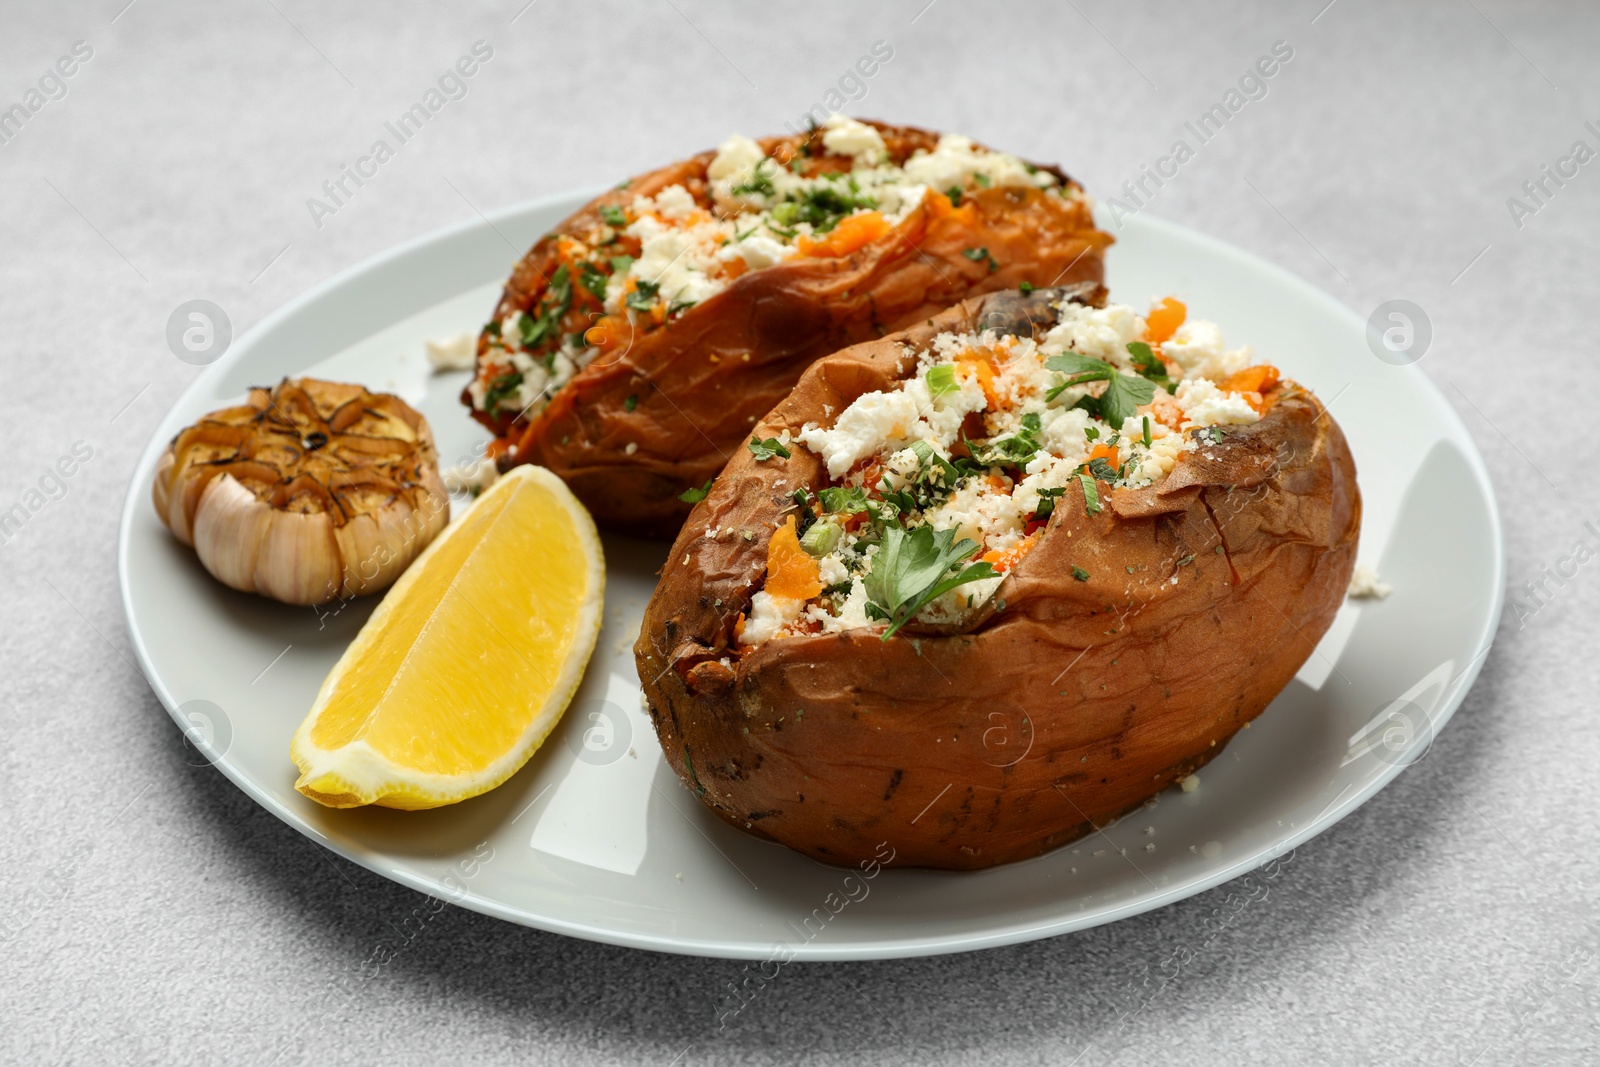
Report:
740,591,803,645
1179,774,1200,793
821,114,888,164
425,332,477,372
1347,564,1392,600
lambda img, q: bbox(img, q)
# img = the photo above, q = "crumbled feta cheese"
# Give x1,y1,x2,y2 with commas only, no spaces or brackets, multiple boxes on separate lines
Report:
903,133,1055,193
425,333,477,372
1040,302,1146,365
1175,378,1260,429
1347,565,1392,600
821,114,888,164
1162,320,1251,382
922,478,1028,553
741,591,803,645
717,232,795,272
798,375,981,478
707,134,766,183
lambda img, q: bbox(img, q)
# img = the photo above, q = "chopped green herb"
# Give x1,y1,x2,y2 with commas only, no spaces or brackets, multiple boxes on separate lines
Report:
731,159,777,198
792,184,877,233
1019,281,1035,295
925,363,960,398
625,278,660,313
1033,485,1067,521
747,436,791,461
678,479,713,503
483,320,502,338
1071,565,1090,582
1177,553,1196,566
599,204,627,227
799,519,842,557
963,246,998,272
624,394,638,412
484,372,523,409
579,262,609,302
973,173,992,188
818,485,871,515
1079,473,1101,517
946,186,963,207
1142,415,1152,449
609,254,635,274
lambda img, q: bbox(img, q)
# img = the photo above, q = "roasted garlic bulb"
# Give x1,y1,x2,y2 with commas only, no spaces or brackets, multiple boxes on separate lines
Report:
152,378,450,605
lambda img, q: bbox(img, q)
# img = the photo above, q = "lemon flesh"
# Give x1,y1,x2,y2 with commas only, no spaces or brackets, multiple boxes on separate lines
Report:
290,465,604,809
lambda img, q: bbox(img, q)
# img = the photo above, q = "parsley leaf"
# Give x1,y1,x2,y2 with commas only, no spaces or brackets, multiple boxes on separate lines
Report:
862,523,999,640
609,254,635,274
1019,281,1035,295
1043,351,1155,427
946,186,963,207
678,479,713,503
624,394,638,412
747,437,791,461
1126,341,1174,389
599,204,627,228
1099,372,1156,428
1071,565,1090,582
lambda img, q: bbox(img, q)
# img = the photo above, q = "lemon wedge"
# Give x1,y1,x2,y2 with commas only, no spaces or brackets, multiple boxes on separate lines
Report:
290,464,604,809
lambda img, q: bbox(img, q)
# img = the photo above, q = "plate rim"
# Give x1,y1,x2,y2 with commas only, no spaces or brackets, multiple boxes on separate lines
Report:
117,195,1506,961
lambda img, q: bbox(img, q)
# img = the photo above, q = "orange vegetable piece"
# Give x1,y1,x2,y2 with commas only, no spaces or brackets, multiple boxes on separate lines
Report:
763,516,822,601
1222,364,1280,395
1145,297,1187,344
1089,443,1121,470
955,349,1002,408
1141,395,1185,431
980,530,1041,574
796,211,890,258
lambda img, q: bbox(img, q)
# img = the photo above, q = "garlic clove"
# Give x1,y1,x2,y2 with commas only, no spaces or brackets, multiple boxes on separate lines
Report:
190,474,266,595
252,507,342,606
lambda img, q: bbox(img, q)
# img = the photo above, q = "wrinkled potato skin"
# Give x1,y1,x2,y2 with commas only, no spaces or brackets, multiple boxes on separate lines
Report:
474,123,1111,538
635,287,1360,870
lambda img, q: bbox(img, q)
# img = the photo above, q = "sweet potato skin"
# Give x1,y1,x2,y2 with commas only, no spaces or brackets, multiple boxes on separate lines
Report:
634,287,1360,870
474,123,1111,538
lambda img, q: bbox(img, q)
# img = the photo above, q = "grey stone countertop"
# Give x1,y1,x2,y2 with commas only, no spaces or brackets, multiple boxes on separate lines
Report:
1,1,1595,1064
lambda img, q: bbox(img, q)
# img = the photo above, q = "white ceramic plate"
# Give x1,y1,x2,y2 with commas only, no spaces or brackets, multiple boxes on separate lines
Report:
118,190,1503,960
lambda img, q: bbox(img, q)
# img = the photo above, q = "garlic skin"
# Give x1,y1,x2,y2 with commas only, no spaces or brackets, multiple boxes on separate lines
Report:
152,378,450,606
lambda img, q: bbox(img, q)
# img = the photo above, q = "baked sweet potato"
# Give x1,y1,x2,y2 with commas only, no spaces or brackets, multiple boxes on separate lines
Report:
635,285,1359,869
464,117,1110,538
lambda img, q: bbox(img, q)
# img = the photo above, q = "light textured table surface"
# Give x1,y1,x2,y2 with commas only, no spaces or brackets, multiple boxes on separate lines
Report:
3,1,1597,1063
